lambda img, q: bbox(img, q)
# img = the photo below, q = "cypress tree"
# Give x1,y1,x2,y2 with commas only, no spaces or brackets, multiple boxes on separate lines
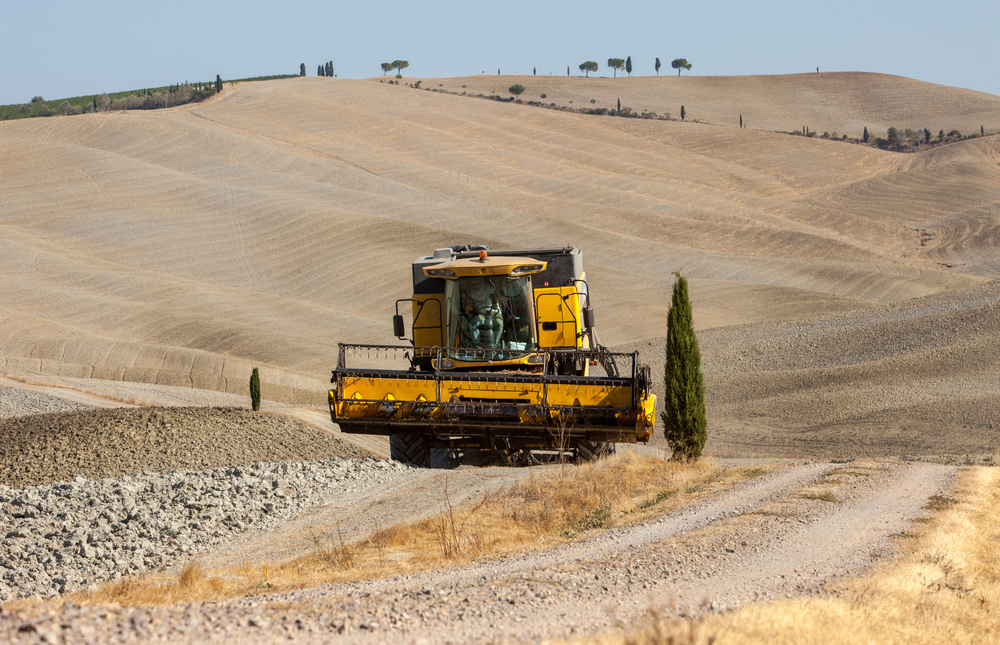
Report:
680,105,686,121
216,75,222,93
250,367,261,412
863,126,869,142
662,271,706,460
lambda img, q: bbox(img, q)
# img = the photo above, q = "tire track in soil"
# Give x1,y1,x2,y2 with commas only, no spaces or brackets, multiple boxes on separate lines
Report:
0,461,957,644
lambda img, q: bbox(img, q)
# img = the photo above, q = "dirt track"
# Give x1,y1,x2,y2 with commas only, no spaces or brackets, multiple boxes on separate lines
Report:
0,72,997,642
0,459,956,644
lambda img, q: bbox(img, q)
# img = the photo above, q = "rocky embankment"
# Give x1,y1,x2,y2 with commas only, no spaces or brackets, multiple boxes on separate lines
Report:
0,457,410,601
0,385,410,602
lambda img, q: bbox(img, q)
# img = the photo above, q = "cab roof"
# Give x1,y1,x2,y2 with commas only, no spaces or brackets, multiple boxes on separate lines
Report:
423,254,547,279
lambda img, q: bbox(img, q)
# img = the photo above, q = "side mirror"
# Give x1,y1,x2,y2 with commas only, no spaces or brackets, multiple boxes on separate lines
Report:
392,314,405,338
582,307,596,330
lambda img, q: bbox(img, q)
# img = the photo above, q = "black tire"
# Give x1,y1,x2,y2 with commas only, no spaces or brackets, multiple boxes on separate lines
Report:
429,446,452,469
574,439,614,462
389,434,453,468
390,434,429,467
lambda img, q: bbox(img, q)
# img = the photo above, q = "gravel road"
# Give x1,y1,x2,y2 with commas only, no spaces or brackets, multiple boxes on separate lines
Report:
0,378,962,644
0,460,956,644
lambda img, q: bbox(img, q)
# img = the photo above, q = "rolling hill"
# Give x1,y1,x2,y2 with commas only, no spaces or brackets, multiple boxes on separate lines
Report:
1,72,998,458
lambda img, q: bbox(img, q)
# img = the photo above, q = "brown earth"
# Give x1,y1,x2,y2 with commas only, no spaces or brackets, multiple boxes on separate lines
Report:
2,73,998,409
0,70,996,469
0,460,959,644
0,407,369,489
0,70,996,643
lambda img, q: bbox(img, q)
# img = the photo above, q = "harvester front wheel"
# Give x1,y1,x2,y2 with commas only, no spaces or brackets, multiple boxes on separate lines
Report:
574,439,614,462
389,434,452,468
390,434,430,467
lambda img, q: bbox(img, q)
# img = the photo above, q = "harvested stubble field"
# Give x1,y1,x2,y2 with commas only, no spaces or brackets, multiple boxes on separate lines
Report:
1,72,999,643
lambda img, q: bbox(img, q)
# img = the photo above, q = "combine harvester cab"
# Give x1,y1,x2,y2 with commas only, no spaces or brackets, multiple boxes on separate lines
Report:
329,246,656,467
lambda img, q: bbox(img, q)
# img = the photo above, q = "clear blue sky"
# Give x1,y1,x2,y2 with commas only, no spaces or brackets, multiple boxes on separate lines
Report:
1,0,997,106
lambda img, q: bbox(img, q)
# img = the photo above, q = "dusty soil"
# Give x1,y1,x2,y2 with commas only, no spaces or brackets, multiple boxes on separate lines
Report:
616,282,1000,464
0,460,956,644
0,407,370,489
0,72,996,642
2,74,998,407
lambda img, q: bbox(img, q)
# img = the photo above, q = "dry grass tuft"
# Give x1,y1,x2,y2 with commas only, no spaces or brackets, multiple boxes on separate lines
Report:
69,454,767,607
578,466,1000,644
80,561,231,607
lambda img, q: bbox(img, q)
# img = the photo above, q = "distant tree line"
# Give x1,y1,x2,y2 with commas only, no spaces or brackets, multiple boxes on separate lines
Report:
0,74,301,121
570,57,691,78
782,123,992,152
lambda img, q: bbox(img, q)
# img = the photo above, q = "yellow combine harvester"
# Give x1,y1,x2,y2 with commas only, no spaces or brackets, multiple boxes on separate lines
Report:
329,245,656,467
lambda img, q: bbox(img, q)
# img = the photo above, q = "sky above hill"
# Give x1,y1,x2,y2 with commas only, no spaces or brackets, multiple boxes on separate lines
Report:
1,0,997,106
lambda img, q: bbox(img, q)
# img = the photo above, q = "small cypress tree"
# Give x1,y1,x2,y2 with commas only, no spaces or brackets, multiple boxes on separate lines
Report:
626,56,632,77
655,58,661,75
216,75,222,93
740,114,743,128
680,105,686,121
250,367,261,412
662,271,706,460
617,98,621,113
567,65,570,76
863,126,869,142
299,63,306,77
318,65,324,76
982,125,985,136
533,67,536,75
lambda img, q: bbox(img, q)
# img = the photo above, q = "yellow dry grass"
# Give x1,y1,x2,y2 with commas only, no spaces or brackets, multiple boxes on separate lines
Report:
66,453,769,607
576,466,1000,644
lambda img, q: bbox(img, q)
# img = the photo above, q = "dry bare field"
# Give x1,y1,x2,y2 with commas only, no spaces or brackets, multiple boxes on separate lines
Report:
1,71,998,643
2,72,999,460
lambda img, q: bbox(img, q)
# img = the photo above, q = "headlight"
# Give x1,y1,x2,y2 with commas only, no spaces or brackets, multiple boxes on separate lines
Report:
425,268,458,278
510,264,544,276
526,354,545,364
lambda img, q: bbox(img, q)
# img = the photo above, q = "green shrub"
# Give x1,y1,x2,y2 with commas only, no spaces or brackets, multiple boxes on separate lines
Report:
540,93,546,99
250,368,261,412
662,272,706,460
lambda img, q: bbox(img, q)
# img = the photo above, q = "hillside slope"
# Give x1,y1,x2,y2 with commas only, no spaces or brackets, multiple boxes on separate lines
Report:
0,75,997,407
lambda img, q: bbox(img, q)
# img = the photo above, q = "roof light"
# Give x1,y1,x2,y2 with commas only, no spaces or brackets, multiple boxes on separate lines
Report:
425,268,458,278
510,264,544,276
478,250,488,262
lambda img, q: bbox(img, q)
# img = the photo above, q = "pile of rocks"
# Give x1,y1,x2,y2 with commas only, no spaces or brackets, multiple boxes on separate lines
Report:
0,457,411,601
0,384,89,419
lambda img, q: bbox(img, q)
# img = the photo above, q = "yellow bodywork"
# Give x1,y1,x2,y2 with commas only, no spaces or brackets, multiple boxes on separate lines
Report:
329,372,655,442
